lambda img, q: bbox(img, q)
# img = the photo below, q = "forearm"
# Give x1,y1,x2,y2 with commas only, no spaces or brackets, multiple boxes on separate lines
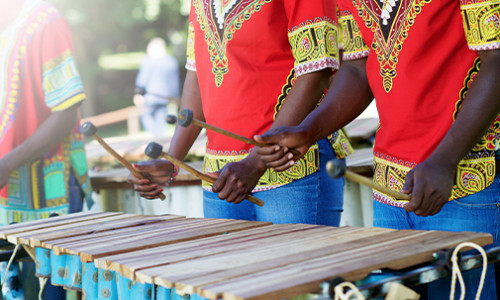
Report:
301,58,373,143
248,69,333,168
271,69,332,128
426,50,500,167
1,104,80,173
168,70,203,160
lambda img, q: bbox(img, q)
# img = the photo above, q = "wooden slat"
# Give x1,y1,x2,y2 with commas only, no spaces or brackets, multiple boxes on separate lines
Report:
72,219,272,262
48,218,222,255
1,212,493,300
197,231,491,300
0,211,119,239
32,214,184,248
7,213,135,245
146,228,407,289
25,214,155,246
48,218,231,255
134,226,392,286
171,228,396,295
94,223,324,276
107,226,366,280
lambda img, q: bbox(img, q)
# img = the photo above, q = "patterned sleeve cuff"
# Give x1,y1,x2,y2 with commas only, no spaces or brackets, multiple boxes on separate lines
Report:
51,93,85,111
42,50,86,111
185,22,196,71
461,0,500,51
339,13,370,60
289,18,340,77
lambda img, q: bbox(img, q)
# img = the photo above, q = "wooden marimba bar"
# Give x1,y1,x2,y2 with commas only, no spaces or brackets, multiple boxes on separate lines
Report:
0,211,493,300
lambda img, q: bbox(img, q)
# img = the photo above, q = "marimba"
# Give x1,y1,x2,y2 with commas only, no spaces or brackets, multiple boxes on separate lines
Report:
0,211,493,300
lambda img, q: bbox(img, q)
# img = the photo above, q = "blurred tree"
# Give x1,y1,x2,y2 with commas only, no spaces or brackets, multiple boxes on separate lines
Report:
46,0,189,117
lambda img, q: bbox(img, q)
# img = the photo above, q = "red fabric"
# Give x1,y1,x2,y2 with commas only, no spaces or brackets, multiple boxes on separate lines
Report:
0,2,77,199
340,0,478,165
190,0,336,155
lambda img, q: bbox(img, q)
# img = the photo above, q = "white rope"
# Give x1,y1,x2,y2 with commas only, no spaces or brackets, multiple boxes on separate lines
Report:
0,244,20,289
334,281,365,300
0,244,21,300
38,277,48,300
449,242,488,300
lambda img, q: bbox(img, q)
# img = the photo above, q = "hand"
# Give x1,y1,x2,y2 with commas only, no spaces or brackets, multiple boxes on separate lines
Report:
127,160,175,199
133,94,144,108
402,158,456,216
211,152,267,204
254,125,312,171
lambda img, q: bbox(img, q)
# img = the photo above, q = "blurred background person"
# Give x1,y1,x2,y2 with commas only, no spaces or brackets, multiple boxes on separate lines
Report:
0,0,92,298
134,37,180,137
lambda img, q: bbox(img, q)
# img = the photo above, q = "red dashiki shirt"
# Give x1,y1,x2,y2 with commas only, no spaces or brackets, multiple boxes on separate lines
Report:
187,0,353,192
339,0,500,206
0,0,91,224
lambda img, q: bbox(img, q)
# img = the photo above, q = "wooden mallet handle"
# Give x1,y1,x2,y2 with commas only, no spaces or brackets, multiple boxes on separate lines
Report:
81,122,166,200
326,159,411,200
169,109,300,156
145,142,265,207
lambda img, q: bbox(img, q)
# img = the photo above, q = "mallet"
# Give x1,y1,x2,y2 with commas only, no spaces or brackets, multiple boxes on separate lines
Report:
145,142,265,207
81,121,166,200
167,109,300,156
326,159,411,200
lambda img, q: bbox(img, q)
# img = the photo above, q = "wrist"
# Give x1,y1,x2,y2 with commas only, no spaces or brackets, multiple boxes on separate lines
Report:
169,165,180,183
295,123,316,149
425,153,459,173
247,150,267,174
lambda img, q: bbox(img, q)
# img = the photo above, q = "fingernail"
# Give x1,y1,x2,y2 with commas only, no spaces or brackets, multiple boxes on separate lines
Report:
289,161,295,166
133,163,139,168
288,153,293,159
275,146,280,151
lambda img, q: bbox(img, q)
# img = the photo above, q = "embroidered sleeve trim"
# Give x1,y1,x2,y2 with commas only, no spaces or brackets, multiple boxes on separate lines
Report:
185,21,196,71
461,1,500,50
343,50,370,61
202,144,320,192
339,14,370,61
288,18,340,76
42,51,85,110
51,93,85,112
295,57,339,76
373,151,496,207
329,129,354,159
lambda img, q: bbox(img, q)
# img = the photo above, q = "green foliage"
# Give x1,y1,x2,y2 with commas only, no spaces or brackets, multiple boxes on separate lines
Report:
46,0,189,117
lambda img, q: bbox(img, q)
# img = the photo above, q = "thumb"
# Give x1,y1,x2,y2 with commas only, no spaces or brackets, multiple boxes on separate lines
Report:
254,134,269,145
401,170,414,194
133,163,147,172
133,161,159,172
254,129,281,145
208,170,224,192
402,171,417,212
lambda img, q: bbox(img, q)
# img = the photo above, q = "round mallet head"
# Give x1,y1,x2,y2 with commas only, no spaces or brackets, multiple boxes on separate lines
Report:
166,114,178,125
178,109,194,127
145,142,164,159
80,121,98,137
326,159,347,179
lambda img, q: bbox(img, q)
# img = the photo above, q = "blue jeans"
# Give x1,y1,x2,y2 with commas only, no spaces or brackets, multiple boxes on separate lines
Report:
373,175,500,300
203,139,345,225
